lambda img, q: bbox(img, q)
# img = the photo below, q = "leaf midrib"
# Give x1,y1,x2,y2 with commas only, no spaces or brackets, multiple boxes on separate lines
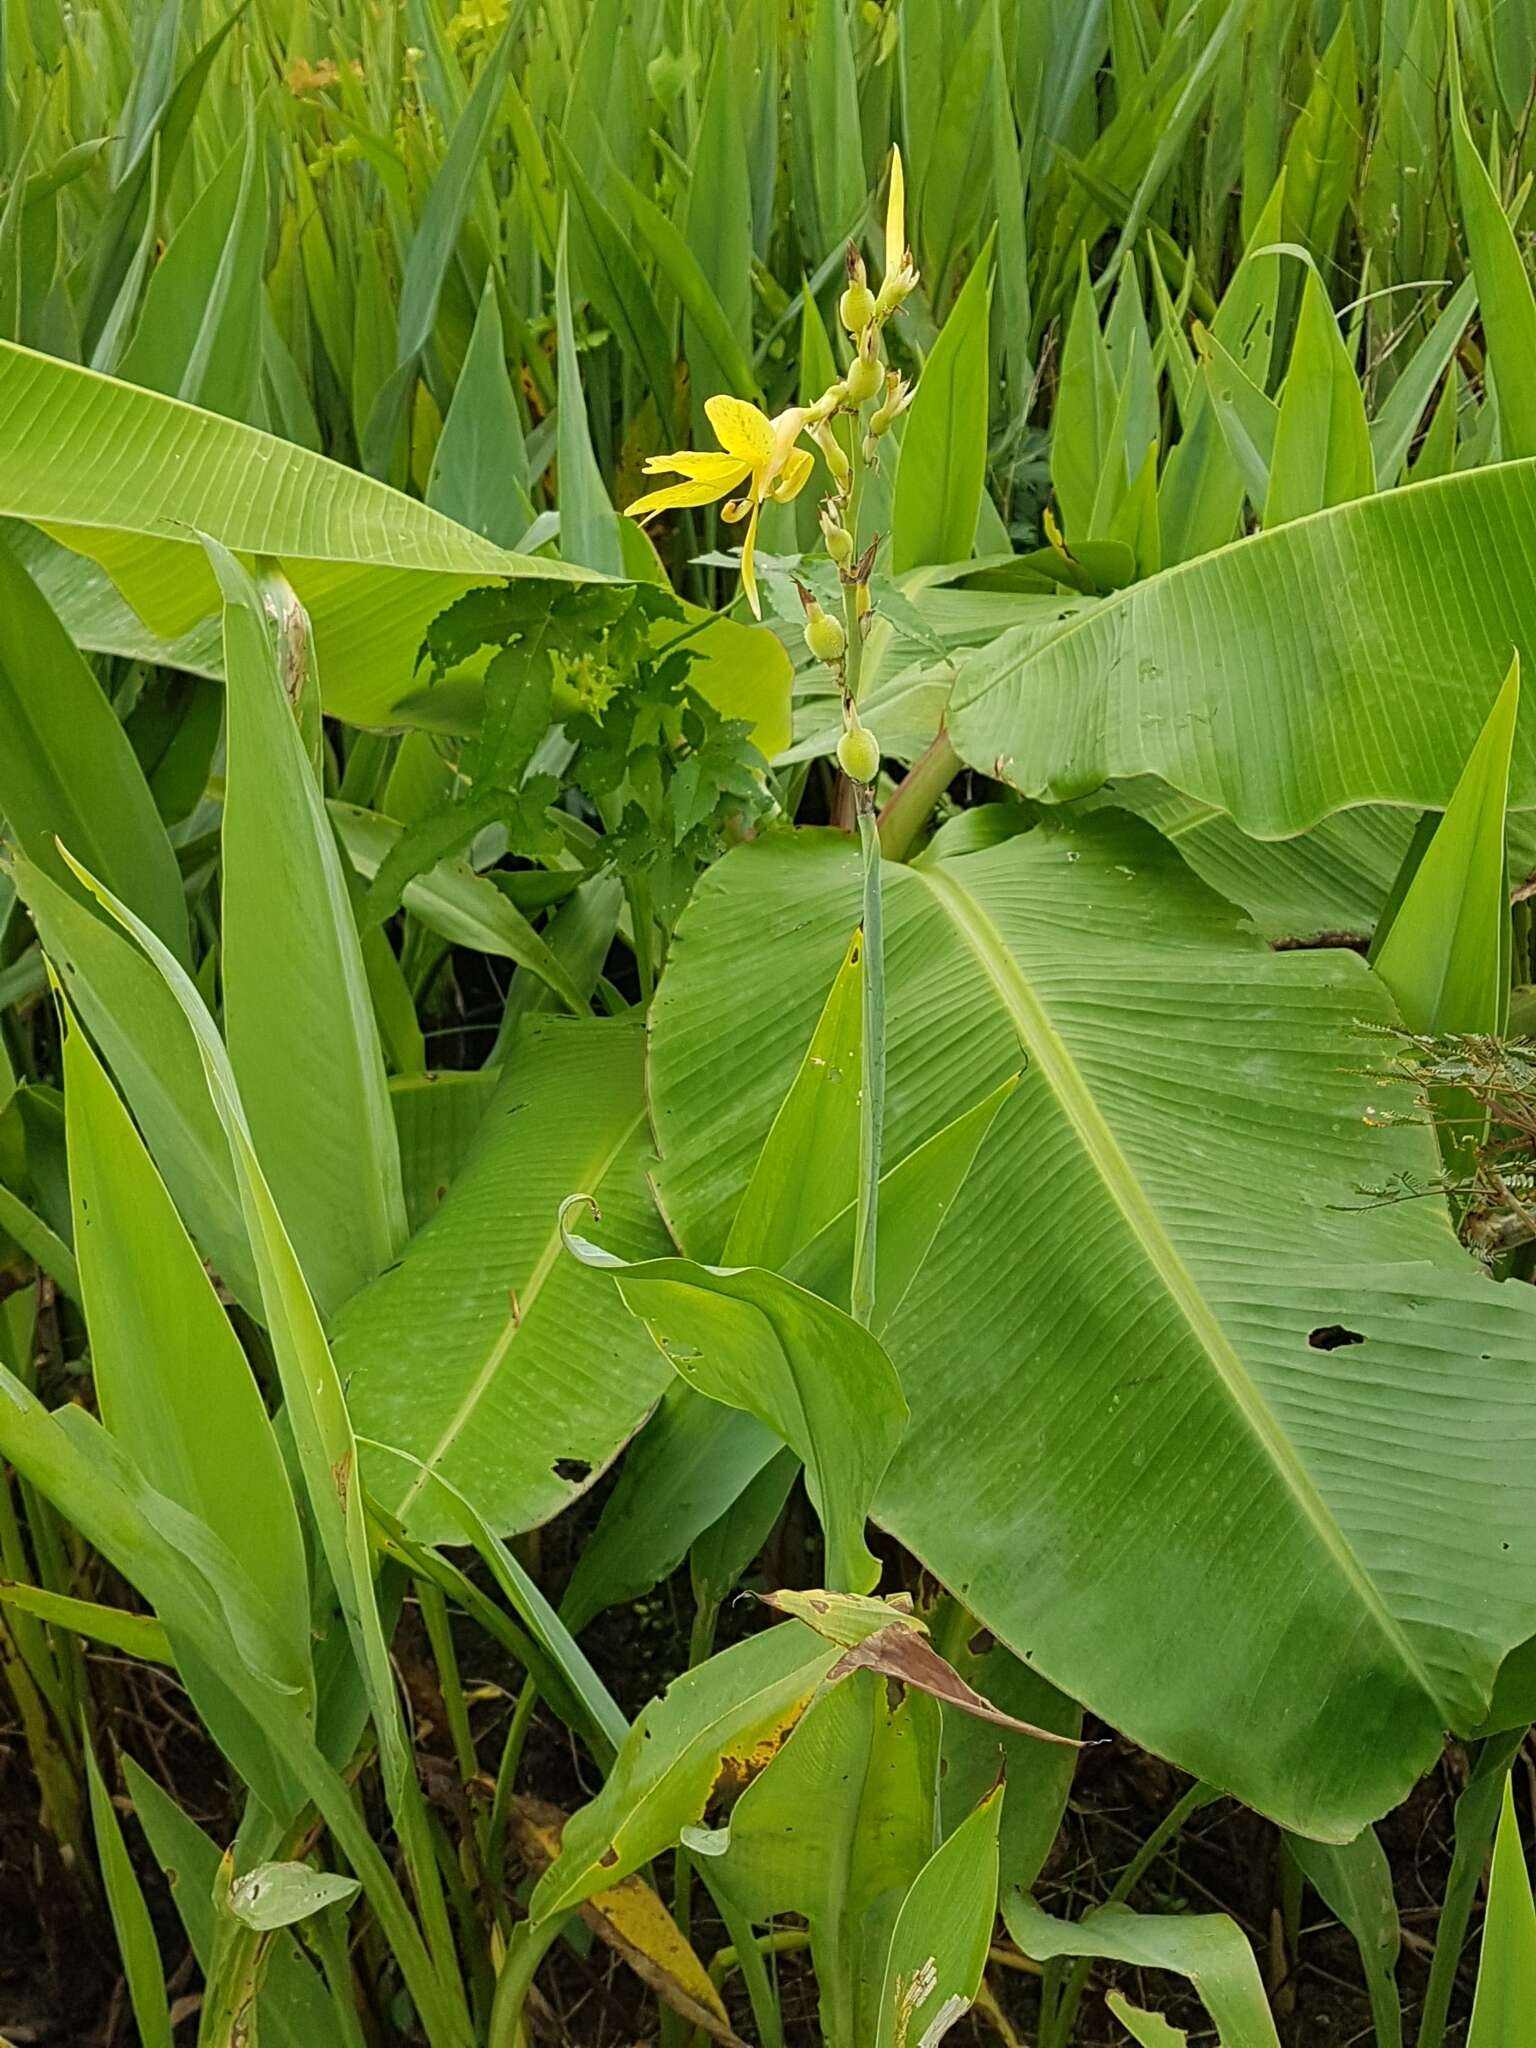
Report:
915,855,1440,1710
397,1101,649,1516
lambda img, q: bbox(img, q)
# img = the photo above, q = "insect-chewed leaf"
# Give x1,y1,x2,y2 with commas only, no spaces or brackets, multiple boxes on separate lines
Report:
226,1862,360,1932
649,821,1536,1839
1107,1992,1188,2046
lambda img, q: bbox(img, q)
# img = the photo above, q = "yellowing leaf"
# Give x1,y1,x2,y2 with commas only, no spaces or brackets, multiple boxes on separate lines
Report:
510,1798,744,2045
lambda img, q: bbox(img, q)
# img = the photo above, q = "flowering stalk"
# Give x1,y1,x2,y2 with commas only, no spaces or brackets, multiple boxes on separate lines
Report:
802,150,918,1327
624,149,919,1327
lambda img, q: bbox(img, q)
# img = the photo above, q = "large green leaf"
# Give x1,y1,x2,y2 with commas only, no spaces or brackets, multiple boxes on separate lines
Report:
0,339,584,727
949,463,1536,834
648,822,1536,1838
216,552,406,1316
335,1016,672,1545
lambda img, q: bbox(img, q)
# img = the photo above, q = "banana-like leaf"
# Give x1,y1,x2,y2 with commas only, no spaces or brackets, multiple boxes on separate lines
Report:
0,339,584,727
648,822,1536,1838
335,1016,672,1544
950,464,1536,834
1005,1898,1281,2047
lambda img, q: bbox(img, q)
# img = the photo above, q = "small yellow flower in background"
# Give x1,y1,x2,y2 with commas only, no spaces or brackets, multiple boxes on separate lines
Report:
625,394,814,617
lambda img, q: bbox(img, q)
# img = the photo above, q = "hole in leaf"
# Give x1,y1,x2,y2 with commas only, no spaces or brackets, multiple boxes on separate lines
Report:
553,1456,593,1484
1308,1325,1365,1351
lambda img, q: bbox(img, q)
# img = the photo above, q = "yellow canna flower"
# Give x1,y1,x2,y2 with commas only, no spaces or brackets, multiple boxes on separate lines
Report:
625,394,815,616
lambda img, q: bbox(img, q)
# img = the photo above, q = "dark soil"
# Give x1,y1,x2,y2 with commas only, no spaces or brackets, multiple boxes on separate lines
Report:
0,1483,1502,2047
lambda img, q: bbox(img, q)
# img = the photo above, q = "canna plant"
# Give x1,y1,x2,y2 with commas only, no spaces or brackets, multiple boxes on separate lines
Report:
9,8,1536,2048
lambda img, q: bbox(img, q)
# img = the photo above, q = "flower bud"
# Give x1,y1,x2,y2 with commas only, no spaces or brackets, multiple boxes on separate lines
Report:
837,724,881,784
845,350,883,404
820,508,855,565
803,604,847,665
813,420,851,489
839,281,877,335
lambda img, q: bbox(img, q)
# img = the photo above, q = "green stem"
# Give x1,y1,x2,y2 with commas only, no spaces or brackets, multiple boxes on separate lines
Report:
486,1677,540,1930
708,1927,812,1988
486,1915,565,2048
418,1578,478,1787
306,1905,371,2048
1417,1728,1528,2048
850,788,885,1332
285,1728,475,2048
700,1873,784,2048
878,729,961,861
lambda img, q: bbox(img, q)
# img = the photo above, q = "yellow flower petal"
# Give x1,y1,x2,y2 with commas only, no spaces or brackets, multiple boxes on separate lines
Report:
884,145,906,284
768,445,815,503
737,497,764,619
705,394,777,465
625,473,743,519
720,496,752,524
640,450,747,483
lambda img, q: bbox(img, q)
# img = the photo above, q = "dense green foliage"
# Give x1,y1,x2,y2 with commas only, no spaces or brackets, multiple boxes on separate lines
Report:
6,2,1536,2044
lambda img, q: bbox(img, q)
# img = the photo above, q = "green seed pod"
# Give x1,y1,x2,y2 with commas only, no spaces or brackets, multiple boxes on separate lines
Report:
804,607,847,664
837,725,881,783
839,281,877,334
844,352,883,404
